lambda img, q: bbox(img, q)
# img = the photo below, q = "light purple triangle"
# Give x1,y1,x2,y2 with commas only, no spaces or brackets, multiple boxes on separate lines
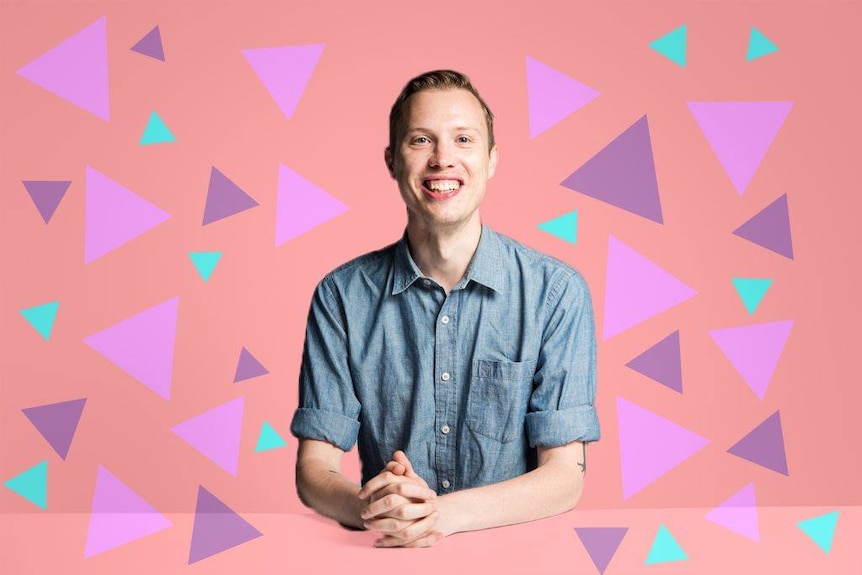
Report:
188,486,262,564
17,16,109,120
242,44,324,120
275,164,348,245
705,483,759,541
526,56,600,138
604,235,696,340
84,466,172,558
626,331,683,393
709,319,794,400
574,527,628,574
202,166,259,225
84,297,179,400
130,26,165,62
23,181,71,224
687,101,793,195
561,116,663,224
85,166,171,263
728,411,788,475
733,194,794,259
234,347,269,383
172,397,244,476
617,397,709,499
22,398,86,460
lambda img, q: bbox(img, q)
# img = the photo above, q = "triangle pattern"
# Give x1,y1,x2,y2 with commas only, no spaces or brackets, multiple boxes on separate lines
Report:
242,43,324,120
705,483,759,541
3,460,48,509
645,524,687,564
747,28,778,61
538,211,578,244
202,167,259,225
798,511,839,554
650,25,687,67
131,26,165,62
574,527,628,574
188,486,262,564
140,111,175,145
732,278,773,315
733,194,794,259
189,251,223,282
20,300,59,340
172,397,245,476
526,56,600,138
728,410,789,475
23,180,71,224
22,398,87,460
234,347,269,382
255,421,287,452
275,164,348,245
625,330,683,393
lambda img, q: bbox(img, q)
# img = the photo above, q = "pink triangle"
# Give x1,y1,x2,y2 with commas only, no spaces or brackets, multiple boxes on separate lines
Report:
22,398,87,460
705,483,759,541
243,44,324,120
617,397,709,499
172,397,244,476
275,164,348,245
604,235,696,339
85,166,170,263
84,297,179,400
526,56,600,138
17,17,109,120
84,466,172,558
687,101,793,195
709,320,794,400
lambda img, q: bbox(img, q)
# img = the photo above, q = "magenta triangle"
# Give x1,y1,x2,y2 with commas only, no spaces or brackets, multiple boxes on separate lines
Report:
603,235,696,340
22,398,86,460
727,411,788,475
188,486,262,564
17,16,109,120
626,331,683,393
561,116,663,224
23,181,71,224
733,194,794,259
84,466,172,558
526,56,600,138
275,164,348,245
130,26,165,62
202,166,259,225
172,397,244,476
709,319,793,400
705,483,759,541
234,347,268,383
617,397,709,499
84,297,179,400
242,44,324,120
574,527,628,574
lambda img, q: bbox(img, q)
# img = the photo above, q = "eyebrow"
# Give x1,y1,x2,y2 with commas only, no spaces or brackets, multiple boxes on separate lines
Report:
405,126,482,134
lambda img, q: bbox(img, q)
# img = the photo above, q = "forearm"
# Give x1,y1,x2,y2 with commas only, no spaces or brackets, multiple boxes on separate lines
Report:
296,457,366,529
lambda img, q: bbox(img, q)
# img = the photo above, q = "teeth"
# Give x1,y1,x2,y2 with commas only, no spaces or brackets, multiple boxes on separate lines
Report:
427,180,460,192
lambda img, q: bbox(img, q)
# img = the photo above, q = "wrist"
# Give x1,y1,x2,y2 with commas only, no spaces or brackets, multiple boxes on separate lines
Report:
433,494,461,536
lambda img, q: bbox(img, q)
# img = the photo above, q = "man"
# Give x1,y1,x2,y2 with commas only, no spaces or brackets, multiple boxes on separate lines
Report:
290,70,599,548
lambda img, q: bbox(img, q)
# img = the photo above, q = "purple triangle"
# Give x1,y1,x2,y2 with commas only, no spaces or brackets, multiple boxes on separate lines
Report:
728,411,788,475
130,26,165,62
22,398,86,460
617,397,709,499
709,319,794,400
526,56,600,138
234,347,269,383
84,466,172,558
188,486,262,564
705,483,759,541
626,331,683,393
202,167,259,225
687,101,793,195
172,397,244,476
17,16,109,120
574,527,628,574
733,194,794,259
561,116,663,224
243,44,324,120
84,297,179,400
23,181,71,224
275,164,348,245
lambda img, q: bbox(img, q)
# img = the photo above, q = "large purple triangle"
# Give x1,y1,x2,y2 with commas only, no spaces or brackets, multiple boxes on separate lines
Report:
202,167,259,225
561,116,663,224
626,331,682,393
172,397,244,476
705,483,759,541
84,297,179,400
17,16,109,120
130,26,165,62
526,56,600,138
188,486,262,564
243,44,324,120
574,527,628,574
22,398,86,460
233,347,269,383
727,411,788,475
275,164,348,245
23,181,71,224
733,194,794,259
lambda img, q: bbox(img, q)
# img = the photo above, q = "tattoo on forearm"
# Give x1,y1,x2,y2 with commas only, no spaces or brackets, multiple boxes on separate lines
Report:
577,443,587,475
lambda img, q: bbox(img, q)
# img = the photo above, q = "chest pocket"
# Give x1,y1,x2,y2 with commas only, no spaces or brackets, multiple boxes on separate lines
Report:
466,359,534,443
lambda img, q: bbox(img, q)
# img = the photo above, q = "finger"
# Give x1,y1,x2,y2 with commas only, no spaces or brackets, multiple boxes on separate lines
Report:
361,484,436,517
364,501,437,524
359,472,435,501
375,531,444,548
357,470,404,499
385,460,407,476
374,512,439,546
393,450,417,478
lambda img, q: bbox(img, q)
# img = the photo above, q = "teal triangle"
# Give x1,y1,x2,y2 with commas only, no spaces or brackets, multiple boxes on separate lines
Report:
645,524,687,564
650,25,687,67
255,421,287,452
538,211,578,244
140,111,175,145
20,301,59,340
732,277,773,314
798,511,839,553
4,460,47,509
747,27,778,61
189,251,223,282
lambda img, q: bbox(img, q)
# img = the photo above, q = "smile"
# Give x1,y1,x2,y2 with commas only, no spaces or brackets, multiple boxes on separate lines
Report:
422,179,463,200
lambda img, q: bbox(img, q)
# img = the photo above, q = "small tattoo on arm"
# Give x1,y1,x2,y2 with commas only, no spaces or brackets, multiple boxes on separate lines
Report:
577,443,587,475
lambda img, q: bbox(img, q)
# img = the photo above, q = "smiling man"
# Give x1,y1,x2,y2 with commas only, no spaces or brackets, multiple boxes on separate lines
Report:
290,70,599,548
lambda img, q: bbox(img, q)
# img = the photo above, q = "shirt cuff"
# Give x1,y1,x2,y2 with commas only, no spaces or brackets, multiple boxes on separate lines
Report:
290,407,360,452
525,405,600,447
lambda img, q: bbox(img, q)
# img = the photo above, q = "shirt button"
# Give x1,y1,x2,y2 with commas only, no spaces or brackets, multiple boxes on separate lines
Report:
441,372,450,381
423,279,431,287
441,315,450,324
441,480,451,489
441,425,450,435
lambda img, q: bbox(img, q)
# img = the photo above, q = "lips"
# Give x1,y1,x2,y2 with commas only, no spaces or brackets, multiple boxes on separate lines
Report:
422,178,463,200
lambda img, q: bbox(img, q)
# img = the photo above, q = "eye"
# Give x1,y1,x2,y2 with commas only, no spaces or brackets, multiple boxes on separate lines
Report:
456,135,473,144
412,136,430,144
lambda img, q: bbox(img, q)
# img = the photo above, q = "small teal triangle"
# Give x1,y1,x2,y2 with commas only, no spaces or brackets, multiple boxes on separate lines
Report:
645,524,687,564
798,511,839,553
20,301,59,340
255,421,287,452
140,111,176,145
747,27,778,61
4,460,47,509
189,251,223,282
650,25,687,67
732,277,773,314
538,211,578,244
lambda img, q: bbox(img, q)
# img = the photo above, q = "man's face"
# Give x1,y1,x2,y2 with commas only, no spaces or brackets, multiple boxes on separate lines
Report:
386,88,498,232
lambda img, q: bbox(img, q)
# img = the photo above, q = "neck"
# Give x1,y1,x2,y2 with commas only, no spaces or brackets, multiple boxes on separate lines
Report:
406,217,482,293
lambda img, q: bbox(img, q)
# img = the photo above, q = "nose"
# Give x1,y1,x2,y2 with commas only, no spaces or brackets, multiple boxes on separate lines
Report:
429,140,455,168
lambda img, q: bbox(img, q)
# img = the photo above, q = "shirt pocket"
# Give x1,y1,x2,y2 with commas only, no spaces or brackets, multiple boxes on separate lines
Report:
466,359,534,443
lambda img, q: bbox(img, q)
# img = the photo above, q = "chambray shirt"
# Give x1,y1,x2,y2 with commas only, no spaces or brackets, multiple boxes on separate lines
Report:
290,225,599,494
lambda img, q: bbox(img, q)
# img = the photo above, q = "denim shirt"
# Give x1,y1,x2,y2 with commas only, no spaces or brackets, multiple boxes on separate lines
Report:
290,225,599,494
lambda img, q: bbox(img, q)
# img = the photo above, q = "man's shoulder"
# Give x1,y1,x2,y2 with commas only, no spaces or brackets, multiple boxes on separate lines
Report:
319,240,399,288
492,227,584,282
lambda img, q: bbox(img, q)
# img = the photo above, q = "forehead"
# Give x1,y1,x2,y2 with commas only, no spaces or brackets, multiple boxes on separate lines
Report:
402,88,487,133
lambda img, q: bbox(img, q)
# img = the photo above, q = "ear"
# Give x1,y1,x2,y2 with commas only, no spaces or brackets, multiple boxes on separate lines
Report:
488,145,499,179
384,147,396,179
